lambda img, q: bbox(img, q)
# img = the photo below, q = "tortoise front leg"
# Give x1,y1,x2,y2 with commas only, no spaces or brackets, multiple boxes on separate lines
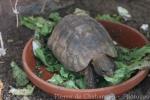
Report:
83,66,96,89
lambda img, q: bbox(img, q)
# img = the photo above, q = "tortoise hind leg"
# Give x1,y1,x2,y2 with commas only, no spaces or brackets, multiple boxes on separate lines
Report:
83,65,96,89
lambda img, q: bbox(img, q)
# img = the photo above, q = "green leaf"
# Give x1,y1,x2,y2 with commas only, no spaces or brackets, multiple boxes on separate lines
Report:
75,78,86,89
20,16,36,30
130,60,150,71
46,64,61,72
22,12,150,88
59,66,78,80
129,45,150,61
10,61,29,87
105,59,150,85
95,14,123,23
33,47,49,66
48,74,64,85
49,12,61,23
74,8,89,16
60,67,69,78
21,16,55,37
104,65,130,85
63,80,78,89
116,46,130,62
32,40,62,72
9,84,35,96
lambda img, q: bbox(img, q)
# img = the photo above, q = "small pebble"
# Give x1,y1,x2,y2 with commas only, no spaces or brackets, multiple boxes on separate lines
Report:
113,41,118,45
0,48,6,57
7,39,14,43
140,24,150,38
0,61,4,64
0,32,6,57
117,6,131,21
104,93,116,100
140,24,149,32
21,96,30,100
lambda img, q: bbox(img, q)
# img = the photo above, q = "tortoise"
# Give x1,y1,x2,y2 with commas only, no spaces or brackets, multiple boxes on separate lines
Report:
47,14,117,88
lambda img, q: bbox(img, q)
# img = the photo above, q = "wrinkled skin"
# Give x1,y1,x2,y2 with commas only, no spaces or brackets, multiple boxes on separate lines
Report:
81,54,116,88
48,14,117,88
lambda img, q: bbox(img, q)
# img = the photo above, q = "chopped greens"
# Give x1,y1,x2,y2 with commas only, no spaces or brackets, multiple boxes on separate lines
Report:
75,78,86,89
104,45,150,85
21,12,150,89
32,40,61,72
74,8,89,16
49,12,61,23
21,12,61,39
104,62,131,85
48,74,64,85
60,67,70,78
129,45,150,62
63,80,78,89
95,14,123,23
21,12,87,88
116,45,150,63
48,67,85,89
9,84,35,96
21,12,62,72
10,61,29,87
21,16,54,37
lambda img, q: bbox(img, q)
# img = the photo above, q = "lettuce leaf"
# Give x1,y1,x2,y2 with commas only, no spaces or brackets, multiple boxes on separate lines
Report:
9,84,34,96
32,40,61,72
63,80,78,89
21,16,54,37
95,14,123,23
48,74,64,85
10,61,29,87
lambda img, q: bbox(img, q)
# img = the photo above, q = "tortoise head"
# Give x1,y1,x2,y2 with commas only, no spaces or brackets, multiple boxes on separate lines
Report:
92,54,116,77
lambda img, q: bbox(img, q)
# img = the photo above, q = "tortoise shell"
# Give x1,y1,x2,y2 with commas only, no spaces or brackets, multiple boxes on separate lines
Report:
47,14,117,72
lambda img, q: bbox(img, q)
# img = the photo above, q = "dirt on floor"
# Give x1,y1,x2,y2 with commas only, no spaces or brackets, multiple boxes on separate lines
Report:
1,0,150,100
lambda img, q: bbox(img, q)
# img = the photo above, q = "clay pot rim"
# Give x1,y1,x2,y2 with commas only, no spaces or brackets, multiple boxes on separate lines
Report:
99,20,149,43
22,20,149,93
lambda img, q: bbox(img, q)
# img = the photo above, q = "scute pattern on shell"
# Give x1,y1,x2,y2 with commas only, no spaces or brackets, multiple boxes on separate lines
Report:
48,14,117,72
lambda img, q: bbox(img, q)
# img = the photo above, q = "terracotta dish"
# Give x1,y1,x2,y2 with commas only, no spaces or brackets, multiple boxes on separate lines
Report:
22,20,149,99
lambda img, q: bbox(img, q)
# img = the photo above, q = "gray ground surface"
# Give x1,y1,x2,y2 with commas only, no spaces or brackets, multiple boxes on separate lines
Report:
1,0,150,99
